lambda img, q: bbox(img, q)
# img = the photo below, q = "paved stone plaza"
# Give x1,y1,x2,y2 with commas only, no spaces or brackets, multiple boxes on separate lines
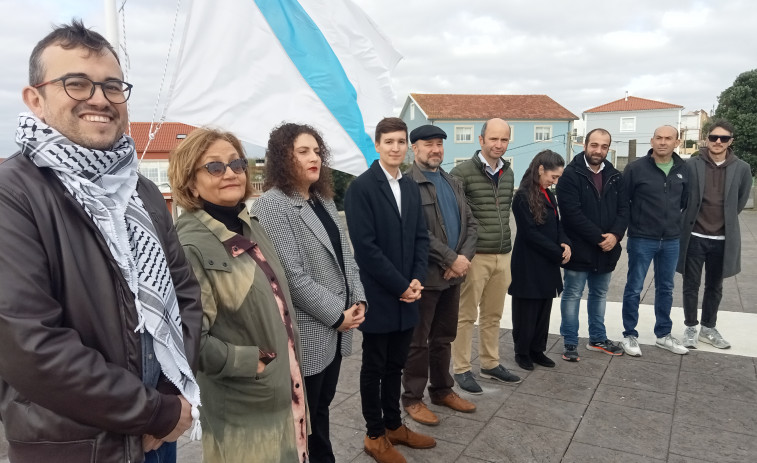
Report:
2,211,756,462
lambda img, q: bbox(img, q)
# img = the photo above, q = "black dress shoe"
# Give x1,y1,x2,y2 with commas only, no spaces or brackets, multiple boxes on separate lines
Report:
514,354,534,371
530,351,555,368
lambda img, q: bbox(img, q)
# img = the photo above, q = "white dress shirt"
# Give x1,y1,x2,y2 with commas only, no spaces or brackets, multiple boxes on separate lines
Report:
378,161,402,217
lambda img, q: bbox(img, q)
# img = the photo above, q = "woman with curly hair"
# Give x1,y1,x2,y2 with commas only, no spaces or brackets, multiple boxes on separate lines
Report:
509,150,571,371
168,127,308,462
252,123,366,463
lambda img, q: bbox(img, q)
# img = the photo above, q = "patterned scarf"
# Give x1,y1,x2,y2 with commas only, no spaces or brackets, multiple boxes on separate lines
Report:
16,113,201,439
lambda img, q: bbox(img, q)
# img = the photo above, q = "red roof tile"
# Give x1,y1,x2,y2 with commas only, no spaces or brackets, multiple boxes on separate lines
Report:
128,122,198,153
584,96,683,113
410,93,578,120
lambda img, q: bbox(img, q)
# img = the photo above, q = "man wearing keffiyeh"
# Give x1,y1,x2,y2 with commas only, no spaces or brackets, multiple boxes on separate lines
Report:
0,20,203,463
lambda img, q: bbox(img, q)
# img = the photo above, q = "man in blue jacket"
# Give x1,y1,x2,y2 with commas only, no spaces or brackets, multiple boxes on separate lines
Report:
345,117,433,463
557,128,628,362
620,125,689,357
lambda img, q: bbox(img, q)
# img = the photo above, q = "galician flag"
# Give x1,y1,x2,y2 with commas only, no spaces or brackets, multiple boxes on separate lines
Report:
165,0,401,175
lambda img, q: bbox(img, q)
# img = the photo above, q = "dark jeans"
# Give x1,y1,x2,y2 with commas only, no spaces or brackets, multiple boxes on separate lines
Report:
401,285,460,406
360,328,413,438
682,236,725,328
622,237,679,338
144,441,176,463
304,352,342,463
511,297,553,356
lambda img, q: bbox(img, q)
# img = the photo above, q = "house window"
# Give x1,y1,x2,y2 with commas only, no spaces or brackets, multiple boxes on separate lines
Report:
534,125,552,142
620,117,636,132
139,160,170,189
410,103,415,121
454,125,474,143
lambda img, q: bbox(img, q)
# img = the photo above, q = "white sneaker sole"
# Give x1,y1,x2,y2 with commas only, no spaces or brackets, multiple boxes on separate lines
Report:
655,343,689,355
621,345,642,357
698,336,731,349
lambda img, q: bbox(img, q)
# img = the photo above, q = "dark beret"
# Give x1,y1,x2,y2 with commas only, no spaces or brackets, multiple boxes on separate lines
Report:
409,125,447,144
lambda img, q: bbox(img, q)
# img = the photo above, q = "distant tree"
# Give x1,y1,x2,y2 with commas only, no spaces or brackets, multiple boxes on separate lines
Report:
713,69,757,176
331,169,355,211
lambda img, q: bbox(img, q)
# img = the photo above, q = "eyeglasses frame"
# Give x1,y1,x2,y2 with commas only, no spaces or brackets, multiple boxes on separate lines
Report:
33,75,133,104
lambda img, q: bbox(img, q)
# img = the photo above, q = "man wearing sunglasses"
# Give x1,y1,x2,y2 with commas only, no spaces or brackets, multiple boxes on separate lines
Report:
0,20,203,463
677,120,752,349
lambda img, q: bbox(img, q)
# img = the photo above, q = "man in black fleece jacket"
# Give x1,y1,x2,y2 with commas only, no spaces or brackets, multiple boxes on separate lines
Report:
620,125,689,357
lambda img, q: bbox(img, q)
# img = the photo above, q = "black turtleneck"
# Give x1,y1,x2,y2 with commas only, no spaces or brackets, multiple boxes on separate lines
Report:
203,200,245,234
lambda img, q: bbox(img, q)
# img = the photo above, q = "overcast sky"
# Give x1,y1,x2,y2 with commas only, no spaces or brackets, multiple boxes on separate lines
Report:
0,0,754,155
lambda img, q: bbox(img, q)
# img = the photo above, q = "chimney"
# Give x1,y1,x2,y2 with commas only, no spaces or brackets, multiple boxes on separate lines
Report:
625,91,628,102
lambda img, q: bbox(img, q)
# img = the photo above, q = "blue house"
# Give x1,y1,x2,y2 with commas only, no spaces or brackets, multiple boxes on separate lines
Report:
399,93,578,186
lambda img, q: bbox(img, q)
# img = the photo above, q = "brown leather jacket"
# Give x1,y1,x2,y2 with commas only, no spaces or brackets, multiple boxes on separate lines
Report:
0,153,203,463
406,162,478,290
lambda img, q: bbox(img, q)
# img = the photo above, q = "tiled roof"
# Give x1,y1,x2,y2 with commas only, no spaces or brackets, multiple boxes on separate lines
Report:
584,96,683,113
410,93,578,120
128,122,197,152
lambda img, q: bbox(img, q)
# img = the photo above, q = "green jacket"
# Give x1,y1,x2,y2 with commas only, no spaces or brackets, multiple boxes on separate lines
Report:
177,209,307,463
450,152,514,254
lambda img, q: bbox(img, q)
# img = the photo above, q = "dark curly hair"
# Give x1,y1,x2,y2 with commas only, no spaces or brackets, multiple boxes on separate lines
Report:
520,150,565,225
263,123,334,199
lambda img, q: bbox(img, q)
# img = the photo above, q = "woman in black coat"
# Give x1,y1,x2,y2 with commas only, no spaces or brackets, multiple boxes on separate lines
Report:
509,150,571,371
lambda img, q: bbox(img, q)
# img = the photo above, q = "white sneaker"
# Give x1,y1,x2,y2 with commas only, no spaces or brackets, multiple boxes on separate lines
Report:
699,326,731,349
655,334,689,355
681,326,698,348
620,336,642,357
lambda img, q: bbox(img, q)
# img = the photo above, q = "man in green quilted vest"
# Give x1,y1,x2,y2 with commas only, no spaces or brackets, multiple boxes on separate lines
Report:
449,118,521,394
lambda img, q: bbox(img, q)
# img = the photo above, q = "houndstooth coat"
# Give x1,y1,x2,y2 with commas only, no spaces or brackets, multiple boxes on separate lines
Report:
252,188,366,376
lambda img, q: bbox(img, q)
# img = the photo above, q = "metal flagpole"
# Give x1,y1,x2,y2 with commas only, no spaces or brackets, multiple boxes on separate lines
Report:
104,0,120,56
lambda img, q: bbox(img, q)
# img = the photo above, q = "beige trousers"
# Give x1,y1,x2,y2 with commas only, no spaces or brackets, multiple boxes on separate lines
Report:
451,252,512,373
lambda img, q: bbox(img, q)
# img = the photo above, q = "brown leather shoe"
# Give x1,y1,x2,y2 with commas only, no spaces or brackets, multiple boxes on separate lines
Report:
386,424,436,449
404,401,440,426
364,435,406,463
431,391,476,413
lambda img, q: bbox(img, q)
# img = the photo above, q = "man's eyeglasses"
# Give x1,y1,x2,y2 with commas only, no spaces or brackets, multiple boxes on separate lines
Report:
708,135,733,143
198,159,248,177
33,76,133,104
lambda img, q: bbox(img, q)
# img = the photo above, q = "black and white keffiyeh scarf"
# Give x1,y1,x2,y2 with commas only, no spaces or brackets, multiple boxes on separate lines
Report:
16,112,201,439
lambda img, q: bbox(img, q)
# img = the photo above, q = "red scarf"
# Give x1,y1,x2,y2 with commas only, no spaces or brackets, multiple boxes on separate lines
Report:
541,187,557,216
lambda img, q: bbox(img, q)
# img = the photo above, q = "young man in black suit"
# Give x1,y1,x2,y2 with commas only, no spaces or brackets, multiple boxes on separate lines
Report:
345,117,432,463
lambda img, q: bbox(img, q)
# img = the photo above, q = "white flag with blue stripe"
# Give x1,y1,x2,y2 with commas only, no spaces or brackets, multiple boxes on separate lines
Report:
165,0,401,175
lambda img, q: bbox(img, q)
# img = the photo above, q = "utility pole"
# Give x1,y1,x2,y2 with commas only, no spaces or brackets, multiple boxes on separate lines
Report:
627,139,637,170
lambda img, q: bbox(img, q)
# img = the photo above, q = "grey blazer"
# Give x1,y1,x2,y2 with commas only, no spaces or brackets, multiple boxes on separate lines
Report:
252,187,366,376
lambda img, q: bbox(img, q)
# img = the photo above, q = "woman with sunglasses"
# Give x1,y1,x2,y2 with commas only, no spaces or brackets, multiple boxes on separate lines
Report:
251,123,366,463
509,150,571,371
168,127,308,463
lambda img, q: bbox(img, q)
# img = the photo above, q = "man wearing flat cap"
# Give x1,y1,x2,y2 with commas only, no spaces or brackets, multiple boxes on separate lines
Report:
401,125,478,426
